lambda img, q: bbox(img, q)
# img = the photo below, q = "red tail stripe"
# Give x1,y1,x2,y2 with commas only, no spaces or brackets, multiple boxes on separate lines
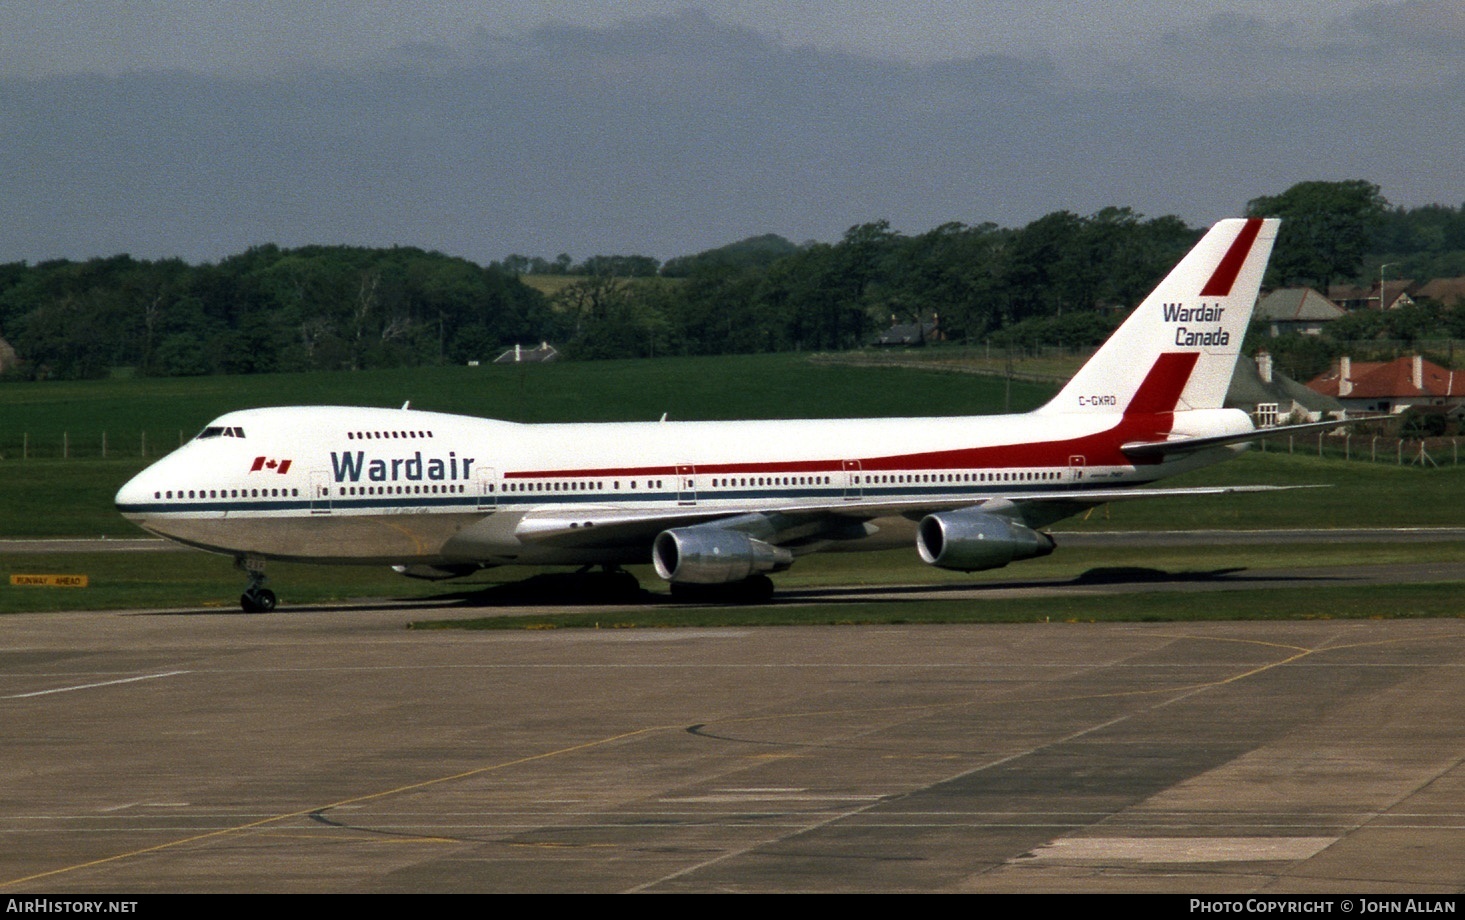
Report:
1198,217,1264,297
1125,352,1199,416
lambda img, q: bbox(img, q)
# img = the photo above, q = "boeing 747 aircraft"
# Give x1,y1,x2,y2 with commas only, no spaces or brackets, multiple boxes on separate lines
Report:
118,218,1314,612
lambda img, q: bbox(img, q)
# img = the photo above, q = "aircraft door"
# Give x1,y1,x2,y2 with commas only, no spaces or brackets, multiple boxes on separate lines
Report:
842,459,863,500
677,463,697,506
475,467,499,511
1068,455,1086,482
310,470,332,514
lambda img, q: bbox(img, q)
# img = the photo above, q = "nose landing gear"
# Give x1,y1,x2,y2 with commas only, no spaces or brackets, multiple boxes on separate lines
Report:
236,556,277,613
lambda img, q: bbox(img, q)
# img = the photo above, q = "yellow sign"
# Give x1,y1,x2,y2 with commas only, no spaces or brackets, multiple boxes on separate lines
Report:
10,574,89,588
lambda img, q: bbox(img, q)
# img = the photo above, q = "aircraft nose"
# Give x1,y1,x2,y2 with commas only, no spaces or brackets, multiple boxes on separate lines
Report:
115,465,159,518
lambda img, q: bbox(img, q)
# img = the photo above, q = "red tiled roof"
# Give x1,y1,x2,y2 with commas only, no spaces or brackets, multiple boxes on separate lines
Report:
1306,356,1464,399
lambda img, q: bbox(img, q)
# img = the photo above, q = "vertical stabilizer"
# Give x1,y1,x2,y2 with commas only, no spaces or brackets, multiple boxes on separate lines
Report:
1038,218,1278,416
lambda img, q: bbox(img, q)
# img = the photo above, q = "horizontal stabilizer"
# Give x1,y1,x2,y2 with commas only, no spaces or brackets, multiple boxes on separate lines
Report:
1009,483,1320,504
1121,419,1355,461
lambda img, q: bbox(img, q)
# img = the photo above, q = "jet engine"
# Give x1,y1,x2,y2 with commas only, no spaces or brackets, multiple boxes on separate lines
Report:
915,509,1055,572
652,526,794,584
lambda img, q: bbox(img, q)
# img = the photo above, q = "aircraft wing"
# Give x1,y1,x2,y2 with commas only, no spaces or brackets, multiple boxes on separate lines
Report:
512,504,889,551
509,484,1312,551
1121,418,1354,461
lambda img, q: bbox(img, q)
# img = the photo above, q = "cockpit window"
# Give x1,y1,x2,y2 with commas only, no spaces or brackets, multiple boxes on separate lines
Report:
196,426,245,440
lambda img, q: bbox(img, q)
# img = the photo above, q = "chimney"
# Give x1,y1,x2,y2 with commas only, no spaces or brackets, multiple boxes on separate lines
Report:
1256,351,1273,384
1339,356,1352,397
1413,354,1424,390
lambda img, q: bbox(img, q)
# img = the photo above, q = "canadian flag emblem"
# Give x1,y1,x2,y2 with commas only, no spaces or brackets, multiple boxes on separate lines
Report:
249,456,293,474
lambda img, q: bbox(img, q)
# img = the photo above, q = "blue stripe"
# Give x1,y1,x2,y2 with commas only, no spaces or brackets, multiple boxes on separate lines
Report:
118,481,1096,517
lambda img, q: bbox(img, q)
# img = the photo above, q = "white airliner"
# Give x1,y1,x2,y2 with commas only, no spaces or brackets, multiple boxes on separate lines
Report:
118,217,1314,612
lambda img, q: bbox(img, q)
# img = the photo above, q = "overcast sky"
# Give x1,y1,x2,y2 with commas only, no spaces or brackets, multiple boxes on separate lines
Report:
3,1,1461,264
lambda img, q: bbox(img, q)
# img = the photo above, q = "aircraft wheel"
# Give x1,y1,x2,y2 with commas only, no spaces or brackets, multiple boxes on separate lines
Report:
241,588,278,614
733,574,775,604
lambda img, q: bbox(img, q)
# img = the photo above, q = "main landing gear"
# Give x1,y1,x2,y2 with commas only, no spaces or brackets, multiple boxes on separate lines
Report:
236,556,277,613
572,565,643,601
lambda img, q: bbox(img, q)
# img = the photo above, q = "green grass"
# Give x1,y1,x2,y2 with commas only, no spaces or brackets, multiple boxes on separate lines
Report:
0,551,474,613
419,583,1465,631
0,353,1054,458
5,541,1464,617
814,346,1090,383
1052,451,1465,531
2,459,151,537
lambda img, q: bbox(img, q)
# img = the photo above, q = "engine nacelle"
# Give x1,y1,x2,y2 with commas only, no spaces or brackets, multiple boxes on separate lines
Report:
653,526,794,584
916,510,1055,572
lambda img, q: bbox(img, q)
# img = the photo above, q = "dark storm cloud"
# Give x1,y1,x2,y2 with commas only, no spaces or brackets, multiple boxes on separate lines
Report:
2,9,1459,265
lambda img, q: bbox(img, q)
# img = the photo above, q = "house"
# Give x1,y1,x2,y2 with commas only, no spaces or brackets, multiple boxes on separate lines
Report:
1227,351,1343,426
873,315,941,347
1416,277,1465,308
1328,280,1415,312
1305,354,1465,414
1253,288,1345,336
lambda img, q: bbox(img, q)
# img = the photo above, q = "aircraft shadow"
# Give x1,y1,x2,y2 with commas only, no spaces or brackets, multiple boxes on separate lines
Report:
124,565,1365,616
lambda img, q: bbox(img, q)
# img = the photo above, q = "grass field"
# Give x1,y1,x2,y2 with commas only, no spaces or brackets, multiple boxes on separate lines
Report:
813,346,1089,384
0,352,1054,457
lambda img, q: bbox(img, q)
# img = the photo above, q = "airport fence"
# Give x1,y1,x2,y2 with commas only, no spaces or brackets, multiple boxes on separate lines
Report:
0,430,191,461
1259,432,1465,467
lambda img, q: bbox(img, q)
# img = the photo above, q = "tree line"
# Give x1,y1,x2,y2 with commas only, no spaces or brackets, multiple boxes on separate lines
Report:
2,181,1462,379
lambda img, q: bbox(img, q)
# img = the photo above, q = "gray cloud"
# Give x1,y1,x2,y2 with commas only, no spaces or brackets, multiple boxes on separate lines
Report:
2,9,1460,265
1096,1,1464,98
1349,0,1465,61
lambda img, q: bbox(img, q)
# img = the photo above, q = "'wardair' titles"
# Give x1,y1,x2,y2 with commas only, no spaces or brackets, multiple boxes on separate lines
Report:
330,450,476,483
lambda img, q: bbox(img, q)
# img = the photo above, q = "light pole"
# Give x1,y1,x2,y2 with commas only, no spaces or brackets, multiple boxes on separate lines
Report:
1379,262,1398,310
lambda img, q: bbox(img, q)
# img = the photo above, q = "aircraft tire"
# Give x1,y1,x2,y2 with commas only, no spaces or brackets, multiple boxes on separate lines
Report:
735,574,775,604
241,588,278,614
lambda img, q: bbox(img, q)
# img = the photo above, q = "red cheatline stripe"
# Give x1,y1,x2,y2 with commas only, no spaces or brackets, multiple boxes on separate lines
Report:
500,418,1185,481
1199,217,1264,297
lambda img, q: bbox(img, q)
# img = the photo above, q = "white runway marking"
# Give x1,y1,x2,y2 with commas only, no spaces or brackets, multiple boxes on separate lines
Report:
5,670,191,699
1022,836,1337,863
